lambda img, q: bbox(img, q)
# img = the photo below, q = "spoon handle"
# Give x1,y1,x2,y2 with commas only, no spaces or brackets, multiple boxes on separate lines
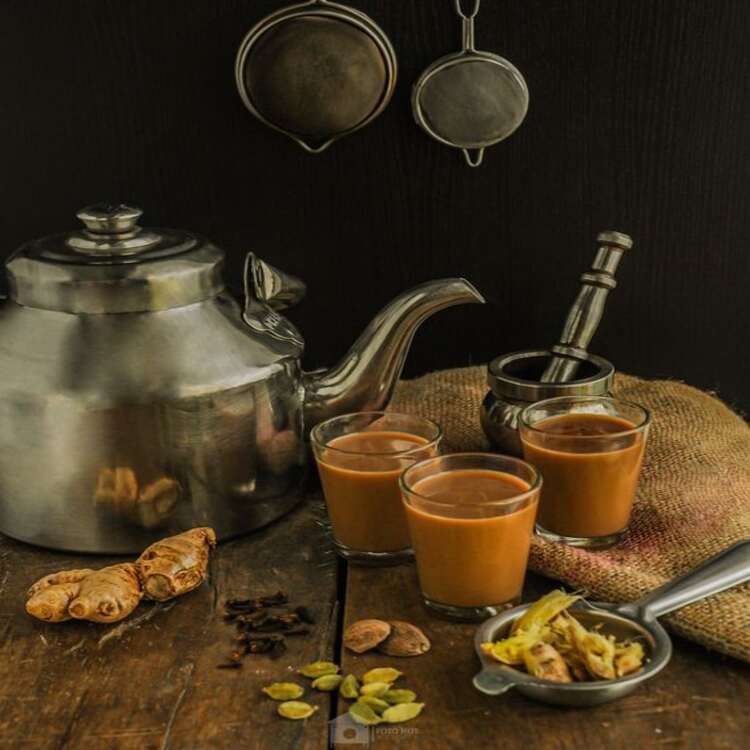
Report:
622,540,750,621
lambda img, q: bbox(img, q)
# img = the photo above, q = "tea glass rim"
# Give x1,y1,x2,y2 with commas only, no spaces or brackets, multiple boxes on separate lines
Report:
519,395,651,439
399,452,542,511
310,411,443,458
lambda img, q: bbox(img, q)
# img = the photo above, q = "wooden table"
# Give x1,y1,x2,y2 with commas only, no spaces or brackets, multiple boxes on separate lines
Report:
1,494,748,749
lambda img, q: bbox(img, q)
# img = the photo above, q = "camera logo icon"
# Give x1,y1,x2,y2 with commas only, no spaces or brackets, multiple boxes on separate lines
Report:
328,714,372,746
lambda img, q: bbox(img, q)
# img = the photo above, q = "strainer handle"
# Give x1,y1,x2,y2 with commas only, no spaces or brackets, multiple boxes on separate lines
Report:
621,539,750,621
473,667,516,696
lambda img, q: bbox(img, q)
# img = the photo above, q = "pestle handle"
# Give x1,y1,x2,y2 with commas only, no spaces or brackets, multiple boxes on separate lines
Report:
540,231,633,383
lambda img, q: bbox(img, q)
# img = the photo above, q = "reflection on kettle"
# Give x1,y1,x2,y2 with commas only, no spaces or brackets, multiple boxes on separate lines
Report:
0,203,484,552
94,468,180,530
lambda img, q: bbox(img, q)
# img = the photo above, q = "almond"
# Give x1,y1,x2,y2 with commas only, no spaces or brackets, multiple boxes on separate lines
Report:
378,621,431,657
343,619,391,654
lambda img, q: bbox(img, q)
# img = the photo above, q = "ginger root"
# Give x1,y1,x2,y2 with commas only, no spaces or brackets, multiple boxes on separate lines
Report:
68,563,142,623
523,642,572,683
25,527,216,624
25,569,95,622
136,527,216,601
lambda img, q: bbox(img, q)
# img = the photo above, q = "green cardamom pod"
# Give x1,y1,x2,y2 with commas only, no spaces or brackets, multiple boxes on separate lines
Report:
261,682,305,701
277,701,319,720
357,695,390,714
383,688,417,704
311,674,343,691
297,661,340,679
359,681,391,697
339,674,360,700
381,702,425,723
349,702,382,726
362,667,403,684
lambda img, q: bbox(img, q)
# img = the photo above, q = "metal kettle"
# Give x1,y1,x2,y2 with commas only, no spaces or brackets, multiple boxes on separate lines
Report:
0,204,484,553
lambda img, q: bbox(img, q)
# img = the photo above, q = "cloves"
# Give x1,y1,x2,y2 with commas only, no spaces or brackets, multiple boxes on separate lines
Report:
217,590,313,669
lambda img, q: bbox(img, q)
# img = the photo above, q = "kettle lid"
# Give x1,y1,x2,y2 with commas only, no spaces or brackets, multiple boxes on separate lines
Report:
6,204,225,313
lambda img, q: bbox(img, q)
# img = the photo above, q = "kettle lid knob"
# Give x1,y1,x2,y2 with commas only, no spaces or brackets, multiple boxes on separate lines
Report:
67,203,160,256
76,203,143,236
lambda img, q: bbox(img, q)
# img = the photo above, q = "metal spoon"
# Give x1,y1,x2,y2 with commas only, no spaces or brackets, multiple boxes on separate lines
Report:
473,540,750,707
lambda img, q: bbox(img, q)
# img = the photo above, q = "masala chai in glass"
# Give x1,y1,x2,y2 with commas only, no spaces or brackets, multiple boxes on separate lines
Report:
311,412,441,565
520,396,650,549
400,453,541,620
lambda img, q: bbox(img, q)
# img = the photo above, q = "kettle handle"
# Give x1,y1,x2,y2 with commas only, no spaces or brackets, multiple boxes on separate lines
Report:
243,252,306,312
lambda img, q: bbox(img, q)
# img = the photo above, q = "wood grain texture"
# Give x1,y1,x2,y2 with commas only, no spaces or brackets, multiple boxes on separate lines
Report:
338,564,750,750
2,491,750,749
0,498,338,750
0,0,748,412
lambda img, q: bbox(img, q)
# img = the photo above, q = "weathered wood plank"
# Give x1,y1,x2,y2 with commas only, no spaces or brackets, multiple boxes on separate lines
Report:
5,497,750,750
337,564,750,750
0,496,338,750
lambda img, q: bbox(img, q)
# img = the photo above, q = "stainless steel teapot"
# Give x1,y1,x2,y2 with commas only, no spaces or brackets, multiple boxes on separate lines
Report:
0,204,483,553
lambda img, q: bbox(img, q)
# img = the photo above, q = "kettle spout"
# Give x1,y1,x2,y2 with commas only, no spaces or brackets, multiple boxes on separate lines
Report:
303,278,485,430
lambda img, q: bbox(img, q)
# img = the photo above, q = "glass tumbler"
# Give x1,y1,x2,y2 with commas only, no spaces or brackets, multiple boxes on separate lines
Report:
519,395,650,549
311,412,441,565
400,453,541,620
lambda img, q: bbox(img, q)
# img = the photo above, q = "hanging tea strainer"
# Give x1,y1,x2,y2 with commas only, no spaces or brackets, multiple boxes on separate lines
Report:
235,0,397,153
412,0,529,167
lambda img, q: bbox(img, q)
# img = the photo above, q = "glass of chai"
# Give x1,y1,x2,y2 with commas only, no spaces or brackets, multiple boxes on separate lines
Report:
519,396,650,549
400,453,541,620
311,412,442,565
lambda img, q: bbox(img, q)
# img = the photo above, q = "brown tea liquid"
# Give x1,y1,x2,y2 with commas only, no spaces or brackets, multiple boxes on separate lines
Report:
522,413,645,538
404,469,538,608
316,431,436,553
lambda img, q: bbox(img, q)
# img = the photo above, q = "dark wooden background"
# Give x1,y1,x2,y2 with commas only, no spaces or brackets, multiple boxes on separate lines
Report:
1,0,749,412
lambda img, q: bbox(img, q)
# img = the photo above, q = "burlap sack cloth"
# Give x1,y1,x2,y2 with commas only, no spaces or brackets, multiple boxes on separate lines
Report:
391,367,750,663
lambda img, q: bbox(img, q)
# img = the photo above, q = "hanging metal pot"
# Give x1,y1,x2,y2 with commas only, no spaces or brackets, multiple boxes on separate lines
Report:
235,0,397,153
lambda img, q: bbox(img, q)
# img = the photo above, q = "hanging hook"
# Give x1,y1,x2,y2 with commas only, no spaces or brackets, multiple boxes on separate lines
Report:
455,0,481,19
456,0,480,52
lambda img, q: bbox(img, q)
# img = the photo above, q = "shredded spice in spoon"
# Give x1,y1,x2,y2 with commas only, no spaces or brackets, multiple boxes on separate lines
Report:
481,590,645,682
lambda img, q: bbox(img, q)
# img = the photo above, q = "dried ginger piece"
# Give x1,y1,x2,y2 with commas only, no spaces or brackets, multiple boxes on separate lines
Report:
560,612,617,680
482,590,580,666
615,641,645,677
523,641,572,683
136,527,216,601
512,590,581,634
68,563,143,623
481,625,546,666
547,614,589,681
565,651,590,682
25,569,95,622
